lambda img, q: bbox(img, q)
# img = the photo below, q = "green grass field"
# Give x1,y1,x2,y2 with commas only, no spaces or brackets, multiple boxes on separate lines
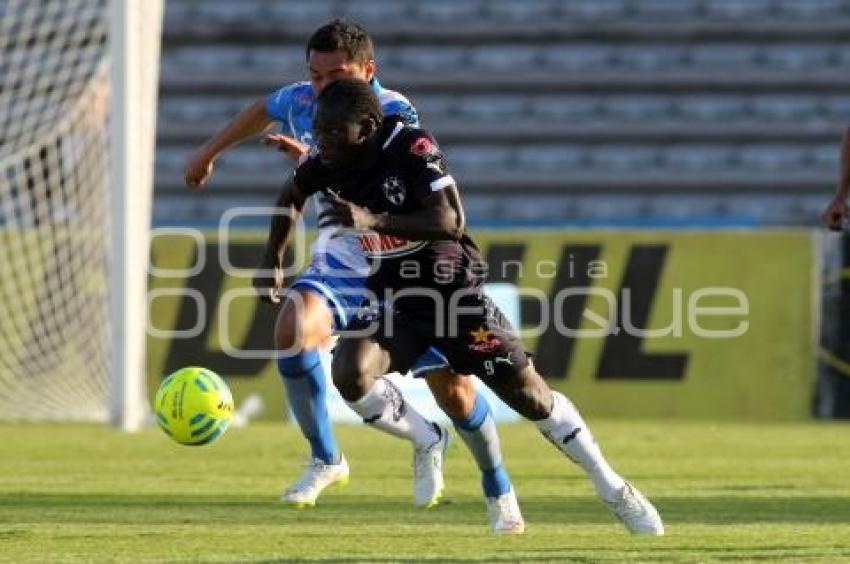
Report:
1,420,849,563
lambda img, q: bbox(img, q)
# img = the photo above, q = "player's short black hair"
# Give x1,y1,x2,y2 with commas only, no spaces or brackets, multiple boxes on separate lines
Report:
306,19,374,64
317,78,383,124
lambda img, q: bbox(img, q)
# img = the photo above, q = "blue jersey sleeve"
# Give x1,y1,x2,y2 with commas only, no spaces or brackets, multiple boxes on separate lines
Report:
383,98,420,128
265,84,298,130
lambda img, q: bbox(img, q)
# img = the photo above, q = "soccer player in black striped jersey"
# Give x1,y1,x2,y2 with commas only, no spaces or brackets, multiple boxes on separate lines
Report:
257,79,664,535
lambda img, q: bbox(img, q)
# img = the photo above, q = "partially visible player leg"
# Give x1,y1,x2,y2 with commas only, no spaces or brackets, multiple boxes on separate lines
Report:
449,296,663,535
419,358,523,535
275,288,348,507
332,334,448,508
488,363,662,535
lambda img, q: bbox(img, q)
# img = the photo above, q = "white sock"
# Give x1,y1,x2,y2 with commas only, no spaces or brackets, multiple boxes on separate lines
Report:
347,377,441,450
535,391,625,501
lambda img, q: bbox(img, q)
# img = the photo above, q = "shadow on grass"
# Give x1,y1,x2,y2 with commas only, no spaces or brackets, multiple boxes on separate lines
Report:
2,493,850,527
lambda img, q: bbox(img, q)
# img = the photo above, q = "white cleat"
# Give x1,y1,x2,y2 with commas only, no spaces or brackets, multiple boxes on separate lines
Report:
413,425,449,508
281,455,350,508
485,488,526,535
604,482,664,536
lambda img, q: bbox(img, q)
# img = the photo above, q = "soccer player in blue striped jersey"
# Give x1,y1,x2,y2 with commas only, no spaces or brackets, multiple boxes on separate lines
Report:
185,20,520,531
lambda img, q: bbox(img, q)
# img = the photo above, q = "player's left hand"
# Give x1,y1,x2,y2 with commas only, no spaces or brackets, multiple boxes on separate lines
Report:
327,192,379,230
252,250,285,305
262,134,309,162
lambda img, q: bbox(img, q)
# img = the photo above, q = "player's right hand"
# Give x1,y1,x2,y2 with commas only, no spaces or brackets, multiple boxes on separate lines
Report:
823,194,849,231
252,252,285,305
184,150,215,189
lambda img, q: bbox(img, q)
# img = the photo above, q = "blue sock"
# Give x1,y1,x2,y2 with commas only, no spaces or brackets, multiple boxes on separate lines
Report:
452,393,512,498
277,349,340,465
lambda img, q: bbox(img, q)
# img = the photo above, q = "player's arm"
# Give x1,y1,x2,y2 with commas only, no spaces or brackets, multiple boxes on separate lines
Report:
184,98,273,188
264,176,308,261
329,185,465,241
823,125,850,230
253,176,309,304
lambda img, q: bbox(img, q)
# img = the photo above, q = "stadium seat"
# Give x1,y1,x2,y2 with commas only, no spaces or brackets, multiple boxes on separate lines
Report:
412,0,484,22
194,1,261,25
155,149,187,172
515,146,587,171
486,0,556,21
603,96,671,121
825,97,850,121
630,0,701,19
534,96,601,121
834,46,850,68
543,45,613,71
763,45,835,70
618,46,686,71
737,145,807,170
810,145,840,169
589,147,659,171
687,45,759,69
750,96,821,122
219,148,290,173
675,96,748,122
166,47,247,72
502,195,572,220
445,146,513,172
342,0,412,24
265,1,336,23
249,48,307,74
469,47,541,71
774,0,846,19
457,96,526,121
652,196,723,218
574,195,648,218
412,95,460,119
559,0,628,20
395,47,468,72
663,146,735,171
162,1,195,25
158,99,225,122
703,0,773,19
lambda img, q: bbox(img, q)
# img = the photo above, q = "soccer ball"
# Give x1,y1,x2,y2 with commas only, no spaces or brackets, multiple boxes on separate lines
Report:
154,366,234,446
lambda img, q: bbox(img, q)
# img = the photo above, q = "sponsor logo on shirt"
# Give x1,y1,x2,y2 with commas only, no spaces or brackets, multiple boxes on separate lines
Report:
358,233,427,258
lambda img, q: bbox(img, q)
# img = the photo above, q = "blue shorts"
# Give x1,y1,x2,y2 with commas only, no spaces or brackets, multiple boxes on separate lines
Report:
290,255,451,377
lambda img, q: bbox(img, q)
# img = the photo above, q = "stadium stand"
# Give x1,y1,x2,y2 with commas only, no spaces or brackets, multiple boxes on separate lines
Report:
155,0,850,225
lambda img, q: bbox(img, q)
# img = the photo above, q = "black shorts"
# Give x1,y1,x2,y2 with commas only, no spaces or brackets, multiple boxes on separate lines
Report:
345,292,530,380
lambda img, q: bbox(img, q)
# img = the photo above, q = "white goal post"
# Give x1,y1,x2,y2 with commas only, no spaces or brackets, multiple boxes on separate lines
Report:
0,0,162,429
109,0,163,431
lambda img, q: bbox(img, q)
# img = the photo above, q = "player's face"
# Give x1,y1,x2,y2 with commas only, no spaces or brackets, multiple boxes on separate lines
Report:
314,107,372,168
308,50,375,95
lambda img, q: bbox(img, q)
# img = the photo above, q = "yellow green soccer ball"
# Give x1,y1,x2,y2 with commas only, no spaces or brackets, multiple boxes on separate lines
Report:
154,367,234,446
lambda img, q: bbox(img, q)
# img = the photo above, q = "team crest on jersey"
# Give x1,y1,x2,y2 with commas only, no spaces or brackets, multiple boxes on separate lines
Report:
410,136,437,158
382,176,406,206
468,325,502,353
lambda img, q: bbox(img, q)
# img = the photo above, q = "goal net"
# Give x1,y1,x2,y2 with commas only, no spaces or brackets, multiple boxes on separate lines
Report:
0,0,162,427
